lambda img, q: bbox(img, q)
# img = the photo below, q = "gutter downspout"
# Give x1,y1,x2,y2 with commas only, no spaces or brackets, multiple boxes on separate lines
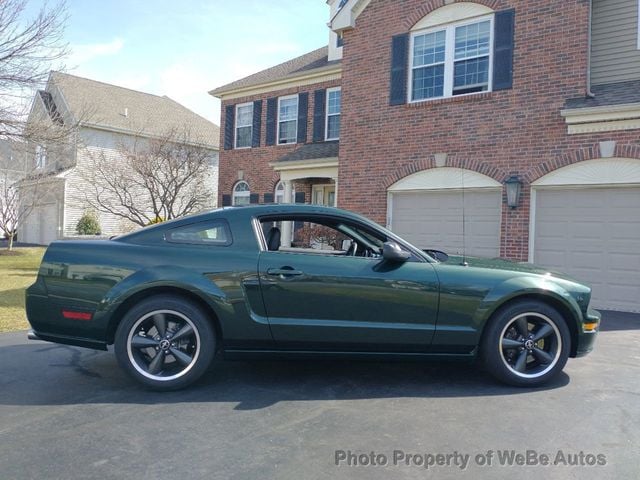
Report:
586,0,596,98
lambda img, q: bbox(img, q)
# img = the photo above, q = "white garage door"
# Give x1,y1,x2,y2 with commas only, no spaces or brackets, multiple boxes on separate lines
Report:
533,187,640,312
20,203,58,245
40,203,58,245
390,189,502,257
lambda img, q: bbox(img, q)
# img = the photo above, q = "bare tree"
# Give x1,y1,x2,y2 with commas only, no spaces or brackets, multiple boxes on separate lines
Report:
0,0,69,143
78,129,216,227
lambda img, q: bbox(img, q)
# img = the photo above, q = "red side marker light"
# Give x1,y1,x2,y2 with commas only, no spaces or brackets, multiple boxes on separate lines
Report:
62,310,93,321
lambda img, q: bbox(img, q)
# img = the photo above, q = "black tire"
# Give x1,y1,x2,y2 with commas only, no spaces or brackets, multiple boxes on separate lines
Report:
114,295,215,391
481,300,571,387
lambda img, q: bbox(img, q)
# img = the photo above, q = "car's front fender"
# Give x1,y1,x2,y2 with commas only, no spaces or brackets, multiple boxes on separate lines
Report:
475,275,584,333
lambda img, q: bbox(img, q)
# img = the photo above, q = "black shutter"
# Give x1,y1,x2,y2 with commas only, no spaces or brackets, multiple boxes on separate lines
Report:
294,192,305,204
249,193,259,204
389,33,409,105
297,92,309,144
223,105,235,150
263,193,274,204
266,97,277,146
252,100,262,148
313,89,326,142
493,9,516,91
222,194,231,207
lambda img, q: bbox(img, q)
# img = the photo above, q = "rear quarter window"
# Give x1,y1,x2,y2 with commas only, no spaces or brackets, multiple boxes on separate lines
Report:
165,220,232,246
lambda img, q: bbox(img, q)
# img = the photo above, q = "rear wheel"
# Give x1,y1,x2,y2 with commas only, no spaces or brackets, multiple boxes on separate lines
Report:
481,300,570,387
114,295,215,390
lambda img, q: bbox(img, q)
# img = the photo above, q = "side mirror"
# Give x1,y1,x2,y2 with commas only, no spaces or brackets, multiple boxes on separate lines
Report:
382,242,410,263
423,249,449,262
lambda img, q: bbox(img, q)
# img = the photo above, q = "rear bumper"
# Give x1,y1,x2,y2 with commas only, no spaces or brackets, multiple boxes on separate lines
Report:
574,309,600,357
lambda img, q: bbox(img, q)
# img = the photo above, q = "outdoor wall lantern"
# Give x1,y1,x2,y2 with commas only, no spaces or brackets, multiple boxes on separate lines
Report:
504,175,522,209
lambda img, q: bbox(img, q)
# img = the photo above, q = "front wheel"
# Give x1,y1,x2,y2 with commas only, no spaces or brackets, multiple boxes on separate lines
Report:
481,300,571,387
114,295,215,390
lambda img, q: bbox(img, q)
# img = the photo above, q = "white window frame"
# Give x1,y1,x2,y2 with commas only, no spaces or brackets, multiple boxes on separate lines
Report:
274,181,295,204
234,102,253,149
35,145,47,169
232,181,251,206
409,14,494,104
325,87,341,141
277,94,299,145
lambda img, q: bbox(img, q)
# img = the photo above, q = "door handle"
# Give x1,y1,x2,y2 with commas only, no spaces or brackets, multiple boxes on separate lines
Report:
267,268,303,277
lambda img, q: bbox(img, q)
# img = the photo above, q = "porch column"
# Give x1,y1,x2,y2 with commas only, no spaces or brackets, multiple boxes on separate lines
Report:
281,180,293,247
332,177,338,207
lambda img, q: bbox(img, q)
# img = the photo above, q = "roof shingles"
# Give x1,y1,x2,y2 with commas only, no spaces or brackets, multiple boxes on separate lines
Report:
564,80,640,109
209,46,340,96
50,72,219,148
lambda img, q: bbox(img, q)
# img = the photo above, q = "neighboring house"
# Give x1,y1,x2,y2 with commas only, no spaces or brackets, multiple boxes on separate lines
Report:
210,0,640,313
19,72,220,245
0,140,29,238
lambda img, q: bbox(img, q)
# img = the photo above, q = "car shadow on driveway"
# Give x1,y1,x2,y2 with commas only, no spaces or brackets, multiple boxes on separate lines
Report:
598,310,640,331
0,341,569,410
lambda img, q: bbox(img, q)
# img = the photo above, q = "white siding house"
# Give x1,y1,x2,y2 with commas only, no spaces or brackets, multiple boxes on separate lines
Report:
19,72,220,245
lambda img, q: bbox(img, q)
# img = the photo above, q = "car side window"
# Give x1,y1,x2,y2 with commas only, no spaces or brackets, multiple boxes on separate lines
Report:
260,217,383,258
166,220,232,246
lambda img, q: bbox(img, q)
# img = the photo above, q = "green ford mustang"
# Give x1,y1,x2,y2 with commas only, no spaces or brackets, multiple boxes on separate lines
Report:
26,205,600,390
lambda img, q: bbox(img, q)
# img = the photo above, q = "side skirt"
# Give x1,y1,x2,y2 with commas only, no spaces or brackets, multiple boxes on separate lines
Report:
222,349,477,362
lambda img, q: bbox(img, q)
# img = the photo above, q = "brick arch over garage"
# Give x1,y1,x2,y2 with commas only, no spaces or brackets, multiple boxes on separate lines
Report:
523,143,640,184
402,0,508,30
381,155,508,190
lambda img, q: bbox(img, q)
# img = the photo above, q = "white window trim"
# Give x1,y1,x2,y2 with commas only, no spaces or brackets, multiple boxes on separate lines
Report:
408,14,494,104
274,180,296,203
232,181,251,206
637,0,640,49
35,145,46,169
325,87,341,141
277,94,299,145
234,102,253,149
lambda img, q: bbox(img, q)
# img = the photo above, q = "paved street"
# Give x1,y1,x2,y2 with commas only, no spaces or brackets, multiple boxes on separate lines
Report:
1,312,638,479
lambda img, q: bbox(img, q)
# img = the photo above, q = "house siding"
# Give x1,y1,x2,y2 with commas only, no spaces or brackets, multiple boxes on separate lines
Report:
64,127,219,238
591,0,640,85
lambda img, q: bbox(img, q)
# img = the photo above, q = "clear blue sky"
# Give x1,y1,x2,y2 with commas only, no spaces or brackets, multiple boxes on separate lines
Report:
34,0,330,124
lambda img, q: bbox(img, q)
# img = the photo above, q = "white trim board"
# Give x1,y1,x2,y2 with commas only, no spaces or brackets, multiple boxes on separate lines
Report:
388,167,501,192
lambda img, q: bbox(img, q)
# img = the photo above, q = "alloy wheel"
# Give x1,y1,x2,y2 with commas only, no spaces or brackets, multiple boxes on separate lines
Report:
498,312,562,379
126,309,201,382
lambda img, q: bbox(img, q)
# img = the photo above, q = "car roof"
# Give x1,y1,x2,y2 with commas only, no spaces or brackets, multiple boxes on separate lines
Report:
115,204,381,242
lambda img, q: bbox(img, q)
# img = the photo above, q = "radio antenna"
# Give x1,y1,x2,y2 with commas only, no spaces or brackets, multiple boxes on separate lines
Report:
461,168,468,267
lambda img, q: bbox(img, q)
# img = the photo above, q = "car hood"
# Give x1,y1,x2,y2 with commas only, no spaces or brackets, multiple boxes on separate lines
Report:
443,255,582,283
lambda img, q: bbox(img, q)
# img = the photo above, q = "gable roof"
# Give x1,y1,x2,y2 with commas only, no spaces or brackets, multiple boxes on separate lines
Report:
209,47,341,98
48,72,219,148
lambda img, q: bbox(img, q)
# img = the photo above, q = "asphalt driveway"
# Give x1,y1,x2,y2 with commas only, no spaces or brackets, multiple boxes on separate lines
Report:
0,311,638,479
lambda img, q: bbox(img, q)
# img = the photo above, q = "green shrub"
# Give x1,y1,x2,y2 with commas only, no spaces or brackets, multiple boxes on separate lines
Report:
76,212,102,235
146,216,165,226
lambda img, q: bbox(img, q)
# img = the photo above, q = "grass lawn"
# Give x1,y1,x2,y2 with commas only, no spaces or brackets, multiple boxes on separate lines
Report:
0,247,45,333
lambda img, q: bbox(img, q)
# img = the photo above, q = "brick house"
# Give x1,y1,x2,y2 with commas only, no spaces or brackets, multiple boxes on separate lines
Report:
210,0,640,312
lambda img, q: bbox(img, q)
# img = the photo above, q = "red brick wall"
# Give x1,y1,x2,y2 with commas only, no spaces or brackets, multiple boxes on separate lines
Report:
218,80,341,206
337,0,640,260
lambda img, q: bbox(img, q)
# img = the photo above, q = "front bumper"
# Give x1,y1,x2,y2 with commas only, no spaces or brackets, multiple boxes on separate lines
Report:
574,309,600,357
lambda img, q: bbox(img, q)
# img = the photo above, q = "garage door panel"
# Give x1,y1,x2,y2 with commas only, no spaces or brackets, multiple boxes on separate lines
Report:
534,187,640,312
391,190,500,257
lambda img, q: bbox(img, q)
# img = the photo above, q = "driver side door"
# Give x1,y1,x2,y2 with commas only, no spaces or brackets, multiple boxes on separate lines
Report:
257,217,439,351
